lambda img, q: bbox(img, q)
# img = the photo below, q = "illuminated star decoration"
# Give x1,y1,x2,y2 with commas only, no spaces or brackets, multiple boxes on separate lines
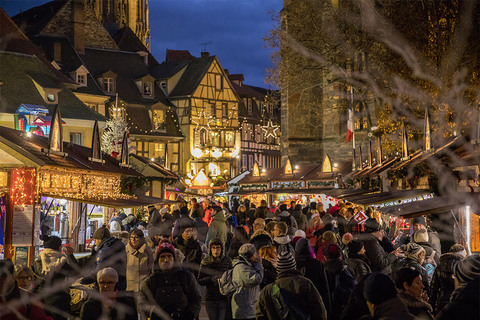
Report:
262,119,280,139
192,110,214,132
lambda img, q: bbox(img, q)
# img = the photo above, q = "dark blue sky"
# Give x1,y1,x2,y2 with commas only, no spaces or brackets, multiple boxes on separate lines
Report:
1,0,282,88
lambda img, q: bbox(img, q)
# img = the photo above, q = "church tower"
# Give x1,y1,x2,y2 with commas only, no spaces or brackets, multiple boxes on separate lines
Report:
86,0,150,49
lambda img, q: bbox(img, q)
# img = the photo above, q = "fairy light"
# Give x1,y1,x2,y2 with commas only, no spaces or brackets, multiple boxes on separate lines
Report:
11,168,36,205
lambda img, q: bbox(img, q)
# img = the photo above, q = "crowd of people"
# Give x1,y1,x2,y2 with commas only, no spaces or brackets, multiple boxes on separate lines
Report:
0,197,479,320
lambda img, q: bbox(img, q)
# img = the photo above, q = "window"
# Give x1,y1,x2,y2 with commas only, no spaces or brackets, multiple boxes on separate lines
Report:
160,81,167,90
77,74,86,85
215,74,223,91
200,130,208,146
153,143,164,160
211,131,220,147
210,104,216,118
143,82,153,96
47,94,56,103
152,110,164,129
225,131,235,147
104,78,115,93
222,104,228,118
70,132,82,145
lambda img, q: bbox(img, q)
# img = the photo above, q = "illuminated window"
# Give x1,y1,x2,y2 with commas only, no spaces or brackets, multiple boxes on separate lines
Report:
222,104,228,118
104,78,115,93
225,131,235,147
215,74,223,91
47,93,56,103
153,143,164,159
152,110,164,129
211,131,220,146
70,132,82,145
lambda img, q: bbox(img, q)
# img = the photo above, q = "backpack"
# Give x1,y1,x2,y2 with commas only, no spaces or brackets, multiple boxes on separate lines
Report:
270,283,310,320
218,268,236,295
423,250,437,281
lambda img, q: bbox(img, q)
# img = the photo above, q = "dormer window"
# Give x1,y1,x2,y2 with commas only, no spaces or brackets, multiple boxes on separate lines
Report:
47,94,56,102
104,78,115,93
143,81,153,96
160,81,167,91
152,110,164,129
77,74,86,86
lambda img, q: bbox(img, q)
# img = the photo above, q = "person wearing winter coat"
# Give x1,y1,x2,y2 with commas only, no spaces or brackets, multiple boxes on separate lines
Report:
206,206,228,247
412,216,441,254
359,218,401,276
413,228,440,275
231,243,264,320
429,244,466,314
147,205,162,228
256,249,327,320
436,254,480,320
394,267,434,320
346,240,372,283
156,207,175,238
92,226,127,291
276,204,298,236
0,259,48,320
172,206,195,238
32,235,77,320
258,245,277,290
272,221,294,253
294,237,332,317
227,226,250,259
291,204,307,231
125,229,154,292
398,242,430,291
316,230,338,263
80,267,137,320
139,241,202,320
361,272,416,320
172,224,203,276
306,213,323,248
323,243,356,320
197,237,232,320
254,200,269,220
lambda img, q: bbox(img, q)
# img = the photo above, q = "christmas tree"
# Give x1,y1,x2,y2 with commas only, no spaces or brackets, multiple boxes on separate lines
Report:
102,118,133,158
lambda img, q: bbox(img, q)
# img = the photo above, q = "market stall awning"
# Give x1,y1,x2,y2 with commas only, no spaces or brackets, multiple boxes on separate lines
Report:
344,189,432,206
264,188,334,195
42,193,179,208
228,189,267,196
379,193,479,218
322,188,372,199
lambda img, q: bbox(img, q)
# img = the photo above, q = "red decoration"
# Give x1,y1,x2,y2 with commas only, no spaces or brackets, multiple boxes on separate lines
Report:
112,151,119,158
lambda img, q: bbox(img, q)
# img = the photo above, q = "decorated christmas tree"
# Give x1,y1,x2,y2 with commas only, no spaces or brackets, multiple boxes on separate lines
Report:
102,118,134,158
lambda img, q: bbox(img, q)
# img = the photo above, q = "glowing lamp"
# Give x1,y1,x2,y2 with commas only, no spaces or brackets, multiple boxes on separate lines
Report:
212,149,222,158
151,158,155,162
334,163,338,168
294,165,299,169
262,169,266,173
191,147,203,158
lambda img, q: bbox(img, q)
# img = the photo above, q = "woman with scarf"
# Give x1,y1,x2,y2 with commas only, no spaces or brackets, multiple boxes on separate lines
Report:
125,228,154,293
394,267,434,320
197,237,232,320
80,267,137,320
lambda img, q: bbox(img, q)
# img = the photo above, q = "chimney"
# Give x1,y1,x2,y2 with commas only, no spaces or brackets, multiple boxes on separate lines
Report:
201,51,210,58
72,0,85,54
137,51,149,66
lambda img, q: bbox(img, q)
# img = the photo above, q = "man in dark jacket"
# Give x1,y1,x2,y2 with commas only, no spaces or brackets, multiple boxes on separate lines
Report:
197,238,232,320
147,205,161,227
139,241,202,320
435,254,480,320
93,226,127,291
157,207,175,238
359,218,401,276
346,239,372,283
294,238,331,317
173,224,203,276
256,248,327,320
172,206,195,238
255,200,269,220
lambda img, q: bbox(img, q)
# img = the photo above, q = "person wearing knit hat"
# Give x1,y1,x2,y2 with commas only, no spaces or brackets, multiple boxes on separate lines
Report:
231,243,263,319
412,216,442,255
125,228,153,292
172,221,202,276
363,272,415,320
435,254,480,320
42,235,62,251
396,243,429,291
276,248,297,274
414,228,440,267
346,240,372,282
364,218,382,233
93,226,111,242
257,245,329,319
140,240,202,320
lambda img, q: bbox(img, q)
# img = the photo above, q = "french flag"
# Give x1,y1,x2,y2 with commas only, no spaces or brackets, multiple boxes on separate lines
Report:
346,105,354,143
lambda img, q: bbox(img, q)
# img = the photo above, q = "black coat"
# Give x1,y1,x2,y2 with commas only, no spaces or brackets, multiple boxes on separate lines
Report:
323,258,356,320
173,236,203,275
400,257,430,291
139,267,202,320
346,253,372,283
397,291,434,320
197,254,232,301
429,252,463,314
295,252,332,317
260,259,277,290
95,237,127,286
80,292,137,320
359,233,396,275
435,277,480,320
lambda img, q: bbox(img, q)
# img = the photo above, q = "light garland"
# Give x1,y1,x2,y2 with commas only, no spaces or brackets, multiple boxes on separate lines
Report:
11,168,36,205
39,167,134,201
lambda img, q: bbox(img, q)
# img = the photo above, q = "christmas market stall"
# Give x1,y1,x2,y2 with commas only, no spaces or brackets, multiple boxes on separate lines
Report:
0,111,169,264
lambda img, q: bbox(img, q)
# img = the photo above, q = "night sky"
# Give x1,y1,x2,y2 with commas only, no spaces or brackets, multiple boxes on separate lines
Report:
1,0,282,88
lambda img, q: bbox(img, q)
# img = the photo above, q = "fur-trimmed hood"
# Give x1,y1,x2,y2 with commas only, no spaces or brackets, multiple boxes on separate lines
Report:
398,290,433,313
40,248,67,275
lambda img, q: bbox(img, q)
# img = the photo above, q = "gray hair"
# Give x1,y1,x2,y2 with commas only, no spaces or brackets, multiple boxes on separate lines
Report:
97,267,118,283
238,243,257,260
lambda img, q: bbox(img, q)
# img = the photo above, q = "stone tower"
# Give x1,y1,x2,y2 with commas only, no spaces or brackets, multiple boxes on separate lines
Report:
86,0,150,49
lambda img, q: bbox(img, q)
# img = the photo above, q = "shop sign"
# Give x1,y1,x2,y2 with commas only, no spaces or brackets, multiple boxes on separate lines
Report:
240,184,268,190
307,180,335,187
